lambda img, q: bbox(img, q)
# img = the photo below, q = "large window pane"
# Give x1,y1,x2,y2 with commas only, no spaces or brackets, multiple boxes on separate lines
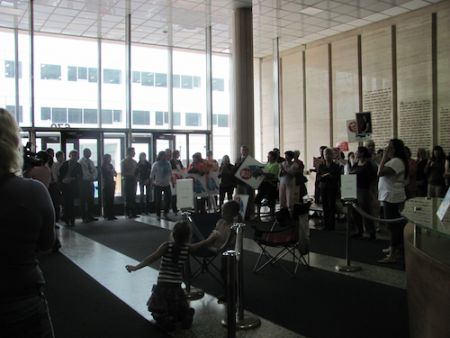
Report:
0,31,16,121
0,28,30,126
173,49,206,130
102,40,126,128
212,54,231,160
35,35,98,128
131,44,168,129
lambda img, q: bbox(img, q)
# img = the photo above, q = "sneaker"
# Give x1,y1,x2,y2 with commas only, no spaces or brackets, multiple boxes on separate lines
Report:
377,254,398,264
382,246,392,254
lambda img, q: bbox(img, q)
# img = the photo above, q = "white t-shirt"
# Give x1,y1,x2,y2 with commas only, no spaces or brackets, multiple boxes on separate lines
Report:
378,157,406,203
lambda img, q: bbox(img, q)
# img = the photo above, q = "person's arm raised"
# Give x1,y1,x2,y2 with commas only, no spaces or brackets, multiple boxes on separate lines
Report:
126,242,168,272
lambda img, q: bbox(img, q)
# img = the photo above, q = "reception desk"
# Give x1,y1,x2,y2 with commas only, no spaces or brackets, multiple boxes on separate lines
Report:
402,198,450,338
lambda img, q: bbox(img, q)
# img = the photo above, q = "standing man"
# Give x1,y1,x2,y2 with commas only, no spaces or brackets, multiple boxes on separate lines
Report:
79,148,98,223
59,150,82,226
234,145,255,220
121,147,138,218
150,151,173,219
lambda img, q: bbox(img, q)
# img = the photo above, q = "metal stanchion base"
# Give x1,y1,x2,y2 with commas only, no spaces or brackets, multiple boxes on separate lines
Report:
237,317,262,330
184,287,204,300
221,317,261,330
335,265,362,272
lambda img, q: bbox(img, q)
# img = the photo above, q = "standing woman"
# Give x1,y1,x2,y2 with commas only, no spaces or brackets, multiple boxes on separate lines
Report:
218,155,235,209
0,108,56,337
377,139,408,263
415,148,428,197
102,154,117,220
425,145,446,198
317,148,341,231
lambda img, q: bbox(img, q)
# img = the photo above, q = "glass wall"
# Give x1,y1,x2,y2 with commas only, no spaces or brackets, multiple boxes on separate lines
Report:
0,4,232,159
34,35,98,128
0,30,16,118
212,54,231,161
101,40,126,128
173,49,206,131
131,44,169,129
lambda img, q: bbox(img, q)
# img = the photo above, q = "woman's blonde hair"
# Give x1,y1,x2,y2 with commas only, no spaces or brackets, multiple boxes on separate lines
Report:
0,108,23,176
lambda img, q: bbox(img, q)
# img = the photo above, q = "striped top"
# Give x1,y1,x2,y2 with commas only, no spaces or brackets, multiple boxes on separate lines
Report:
158,242,189,284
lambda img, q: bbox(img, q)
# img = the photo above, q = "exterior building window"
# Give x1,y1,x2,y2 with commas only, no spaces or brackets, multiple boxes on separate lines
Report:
193,76,201,88
88,68,97,82
41,107,51,120
113,110,122,122
132,71,141,83
102,109,113,124
68,108,82,123
172,74,180,88
132,110,150,125
103,69,121,84
68,66,77,81
41,64,61,80
6,105,23,123
218,114,228,127
181,75,192,89
212,78,225,91
77,67,87,80
52,107,67,123
173,112,181,126
185,112,201,127
155,111,168,125
155,73,167,87
141,72,154,86
5,60,22,78
83,109,98,124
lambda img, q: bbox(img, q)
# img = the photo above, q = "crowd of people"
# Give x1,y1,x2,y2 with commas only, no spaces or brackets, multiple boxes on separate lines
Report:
3,100,450,334
311,139,450,263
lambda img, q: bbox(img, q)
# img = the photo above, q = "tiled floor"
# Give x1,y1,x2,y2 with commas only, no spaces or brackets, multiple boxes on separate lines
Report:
56,213,405,337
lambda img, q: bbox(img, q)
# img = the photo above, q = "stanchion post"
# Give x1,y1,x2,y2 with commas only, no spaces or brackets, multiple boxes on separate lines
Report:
223,250,237,338
335,201,362,273
233,223,261,330
183,211,205,300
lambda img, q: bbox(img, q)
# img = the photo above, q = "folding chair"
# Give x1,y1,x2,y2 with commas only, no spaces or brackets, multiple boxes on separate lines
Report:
252,203,311,277
188,212,231,285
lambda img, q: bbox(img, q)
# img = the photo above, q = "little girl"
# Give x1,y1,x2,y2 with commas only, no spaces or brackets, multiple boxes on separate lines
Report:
126,221,216,331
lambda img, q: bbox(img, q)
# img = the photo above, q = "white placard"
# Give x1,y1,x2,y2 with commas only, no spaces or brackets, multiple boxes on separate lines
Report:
340,174,357,200
436,188,450,221
176,179,194,210
234,156,266,189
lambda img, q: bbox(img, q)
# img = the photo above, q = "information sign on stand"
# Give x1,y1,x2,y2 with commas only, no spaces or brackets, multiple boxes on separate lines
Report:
176,179,194,210
341,174,357,200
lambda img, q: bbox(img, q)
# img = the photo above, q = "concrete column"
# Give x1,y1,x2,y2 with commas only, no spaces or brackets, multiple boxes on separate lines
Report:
232,7,254,157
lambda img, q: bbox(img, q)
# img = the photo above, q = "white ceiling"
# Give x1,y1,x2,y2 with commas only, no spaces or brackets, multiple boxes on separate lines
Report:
0,0,443,57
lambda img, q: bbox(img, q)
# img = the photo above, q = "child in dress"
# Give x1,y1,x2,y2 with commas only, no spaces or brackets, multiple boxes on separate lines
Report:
125,221,216,331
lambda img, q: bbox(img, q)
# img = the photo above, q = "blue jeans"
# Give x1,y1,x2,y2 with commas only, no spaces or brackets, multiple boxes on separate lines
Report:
0,292,54,338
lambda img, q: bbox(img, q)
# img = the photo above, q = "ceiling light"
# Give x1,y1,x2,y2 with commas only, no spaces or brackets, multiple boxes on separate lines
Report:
299,7,323,16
